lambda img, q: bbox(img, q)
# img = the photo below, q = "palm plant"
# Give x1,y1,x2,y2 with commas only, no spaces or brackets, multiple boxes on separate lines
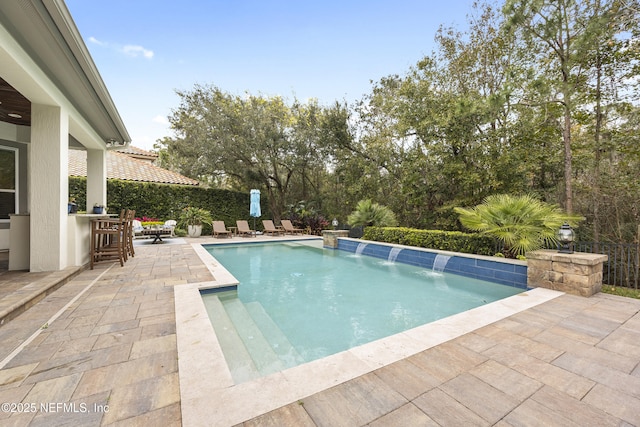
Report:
347,199,398,227
454,194,583,258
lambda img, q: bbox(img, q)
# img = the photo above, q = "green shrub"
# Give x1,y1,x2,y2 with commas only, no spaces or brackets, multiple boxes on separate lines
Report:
69,177,261,236
363,226,497,256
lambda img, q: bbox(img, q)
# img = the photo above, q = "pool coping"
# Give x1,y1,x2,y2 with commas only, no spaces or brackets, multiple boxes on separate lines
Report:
175,239,564,427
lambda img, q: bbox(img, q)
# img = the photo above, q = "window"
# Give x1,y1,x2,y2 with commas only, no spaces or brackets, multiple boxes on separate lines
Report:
0,147,17,221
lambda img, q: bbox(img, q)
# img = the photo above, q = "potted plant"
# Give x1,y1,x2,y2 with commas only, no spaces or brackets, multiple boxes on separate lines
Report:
93,203,105,214
179,207,212,237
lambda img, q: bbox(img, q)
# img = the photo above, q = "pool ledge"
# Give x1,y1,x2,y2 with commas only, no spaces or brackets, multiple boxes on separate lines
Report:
176,242,564,427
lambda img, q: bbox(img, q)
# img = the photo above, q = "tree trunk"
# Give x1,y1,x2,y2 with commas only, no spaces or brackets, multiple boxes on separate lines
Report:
593,45,603,246
563,102,573,214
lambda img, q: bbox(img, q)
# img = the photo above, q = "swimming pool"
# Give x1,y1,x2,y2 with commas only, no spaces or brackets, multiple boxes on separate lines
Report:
201,240,522,383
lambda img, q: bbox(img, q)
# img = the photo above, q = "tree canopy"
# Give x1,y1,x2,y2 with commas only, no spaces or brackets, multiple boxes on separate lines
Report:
157,0,640,242
158,86,351,220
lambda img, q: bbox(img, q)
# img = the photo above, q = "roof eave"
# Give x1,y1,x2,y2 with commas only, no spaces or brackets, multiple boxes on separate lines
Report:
0,0,130,148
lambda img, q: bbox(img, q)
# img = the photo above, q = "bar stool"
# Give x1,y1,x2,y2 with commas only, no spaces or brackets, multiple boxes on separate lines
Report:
125,209,136,259
90,211,126,269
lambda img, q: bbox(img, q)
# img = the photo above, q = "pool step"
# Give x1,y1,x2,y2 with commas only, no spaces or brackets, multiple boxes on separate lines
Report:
244,302,304,369
201,295,261,383
222,298,286,377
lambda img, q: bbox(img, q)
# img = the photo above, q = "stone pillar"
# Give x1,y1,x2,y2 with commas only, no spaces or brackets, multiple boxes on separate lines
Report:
526,250,608,297
322,230,349,248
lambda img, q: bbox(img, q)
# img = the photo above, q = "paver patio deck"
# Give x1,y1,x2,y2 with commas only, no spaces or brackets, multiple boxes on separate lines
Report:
0,237,639,426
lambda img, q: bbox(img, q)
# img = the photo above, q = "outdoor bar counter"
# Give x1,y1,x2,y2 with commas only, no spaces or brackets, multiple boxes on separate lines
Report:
8,213,113,271
67,213,114,267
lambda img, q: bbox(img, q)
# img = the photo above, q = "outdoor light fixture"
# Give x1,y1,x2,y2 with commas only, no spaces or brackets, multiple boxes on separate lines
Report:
332,218,338,230
105,138,125,148
557,222,575,254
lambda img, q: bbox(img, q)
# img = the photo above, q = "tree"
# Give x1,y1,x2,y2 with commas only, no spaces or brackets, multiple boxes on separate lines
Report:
156,0,639,242
502,0,635,214
158,85,350,220
577,0,639,242
337,2,540,228
454,194,583,257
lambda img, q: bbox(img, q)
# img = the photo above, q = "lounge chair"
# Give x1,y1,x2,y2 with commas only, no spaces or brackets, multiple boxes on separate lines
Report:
281,219,304,235
236,220,256,237
262,220,282,236
212,221,232,238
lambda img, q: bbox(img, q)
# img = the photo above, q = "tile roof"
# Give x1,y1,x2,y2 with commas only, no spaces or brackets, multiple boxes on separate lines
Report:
69,149,199,186
115,145,158,160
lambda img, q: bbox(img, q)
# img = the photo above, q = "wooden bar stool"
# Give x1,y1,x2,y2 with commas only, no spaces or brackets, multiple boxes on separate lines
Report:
125,209,136,259
90,216,126,269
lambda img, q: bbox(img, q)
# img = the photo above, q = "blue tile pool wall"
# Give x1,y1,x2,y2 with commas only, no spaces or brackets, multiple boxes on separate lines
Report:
336,240,528,290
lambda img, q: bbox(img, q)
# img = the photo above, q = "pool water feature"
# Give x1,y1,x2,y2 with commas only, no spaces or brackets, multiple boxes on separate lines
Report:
201,241,522,384
387,247,402,262
433,253,451,272
355,242,367,255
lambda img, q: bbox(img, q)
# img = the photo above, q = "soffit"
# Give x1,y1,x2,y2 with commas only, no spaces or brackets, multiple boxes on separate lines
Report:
0,0,130,145
0,77,30,126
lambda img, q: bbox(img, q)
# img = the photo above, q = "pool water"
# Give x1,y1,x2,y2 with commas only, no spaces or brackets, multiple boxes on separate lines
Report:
202,241,521,383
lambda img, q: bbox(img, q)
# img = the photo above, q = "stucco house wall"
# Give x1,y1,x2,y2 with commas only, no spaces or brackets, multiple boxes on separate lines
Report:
0,1,130,271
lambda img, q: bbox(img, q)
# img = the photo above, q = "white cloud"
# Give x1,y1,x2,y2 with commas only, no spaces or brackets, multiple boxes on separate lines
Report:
152,115,169,125
86,37,153,60
122,45,154,59
88,36,107,47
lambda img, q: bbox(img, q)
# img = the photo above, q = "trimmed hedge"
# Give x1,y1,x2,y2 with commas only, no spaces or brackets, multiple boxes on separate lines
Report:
69,177,262,235
362,226,497,256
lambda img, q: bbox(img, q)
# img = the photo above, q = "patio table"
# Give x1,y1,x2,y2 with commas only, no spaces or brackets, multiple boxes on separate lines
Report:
141,227,172,244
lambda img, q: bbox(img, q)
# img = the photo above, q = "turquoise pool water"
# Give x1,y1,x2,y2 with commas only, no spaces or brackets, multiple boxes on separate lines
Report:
201,241,521,383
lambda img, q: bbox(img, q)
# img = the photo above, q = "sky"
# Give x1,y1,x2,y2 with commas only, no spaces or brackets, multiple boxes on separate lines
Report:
66,0,477,151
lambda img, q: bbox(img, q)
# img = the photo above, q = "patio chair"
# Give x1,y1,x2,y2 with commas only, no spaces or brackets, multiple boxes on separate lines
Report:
236,220,256,237
132,219,144,238
164,219,177,237
280,219,304,235
212,221,232,238
262,220,282,236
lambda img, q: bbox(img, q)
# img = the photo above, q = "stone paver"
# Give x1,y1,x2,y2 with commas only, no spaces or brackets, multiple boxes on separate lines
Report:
302,372,407,427
0,236,639,426
367,403,438,427
0,237,207,425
